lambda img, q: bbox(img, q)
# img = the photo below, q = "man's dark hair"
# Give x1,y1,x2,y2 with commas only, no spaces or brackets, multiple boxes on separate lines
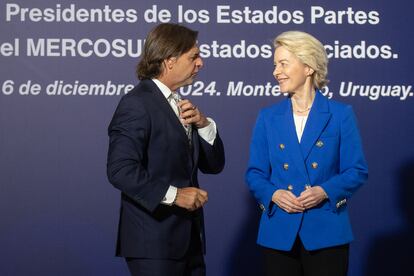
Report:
137,23,198,80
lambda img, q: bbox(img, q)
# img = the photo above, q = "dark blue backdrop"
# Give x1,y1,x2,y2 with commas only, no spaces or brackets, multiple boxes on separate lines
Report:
1,1,413,275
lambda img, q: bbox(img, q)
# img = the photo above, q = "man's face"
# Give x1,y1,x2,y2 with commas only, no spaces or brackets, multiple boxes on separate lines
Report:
169,46,203,91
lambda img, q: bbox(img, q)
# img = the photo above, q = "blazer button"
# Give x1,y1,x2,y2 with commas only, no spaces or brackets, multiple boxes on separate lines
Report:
316,140,324,147
305,184,311,190
259,203,265,211
283,163,289,170
311,162,318,169
279,143,285,150
336,198,347,208
287,184,293,191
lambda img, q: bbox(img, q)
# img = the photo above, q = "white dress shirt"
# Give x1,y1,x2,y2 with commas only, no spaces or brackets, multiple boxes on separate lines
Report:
152,79,217,205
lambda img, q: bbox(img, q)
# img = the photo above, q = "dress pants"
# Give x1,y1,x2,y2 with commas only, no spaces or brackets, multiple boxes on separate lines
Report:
125,223,205,276
262,236,349,276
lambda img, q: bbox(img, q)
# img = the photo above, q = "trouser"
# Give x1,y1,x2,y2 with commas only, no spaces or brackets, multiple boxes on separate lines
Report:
262,236,349,276
126,224,205,276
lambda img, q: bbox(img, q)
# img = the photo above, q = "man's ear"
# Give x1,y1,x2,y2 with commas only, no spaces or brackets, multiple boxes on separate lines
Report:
166,57,176,70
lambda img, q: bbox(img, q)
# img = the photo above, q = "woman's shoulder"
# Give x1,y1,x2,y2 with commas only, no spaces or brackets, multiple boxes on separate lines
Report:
259,97,289,115
328,99,353,115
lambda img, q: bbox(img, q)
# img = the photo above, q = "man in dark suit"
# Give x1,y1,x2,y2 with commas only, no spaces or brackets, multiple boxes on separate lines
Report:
106,23,225,276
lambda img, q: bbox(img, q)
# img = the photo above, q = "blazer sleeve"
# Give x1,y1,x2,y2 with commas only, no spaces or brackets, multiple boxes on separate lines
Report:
106,95,169,213
245,110,277,214
198,131,225,174
320,105,368,211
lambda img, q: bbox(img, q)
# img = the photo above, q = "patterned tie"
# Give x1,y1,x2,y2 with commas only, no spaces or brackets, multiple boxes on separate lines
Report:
170,92,192,142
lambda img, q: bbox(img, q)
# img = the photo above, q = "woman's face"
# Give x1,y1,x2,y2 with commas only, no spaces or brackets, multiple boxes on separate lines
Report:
273,46,311,94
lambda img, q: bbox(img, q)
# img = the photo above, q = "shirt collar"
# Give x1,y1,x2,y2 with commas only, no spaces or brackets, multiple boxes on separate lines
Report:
152,79,173,99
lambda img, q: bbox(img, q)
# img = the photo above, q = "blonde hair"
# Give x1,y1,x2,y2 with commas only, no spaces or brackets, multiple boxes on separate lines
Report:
273,31,328,89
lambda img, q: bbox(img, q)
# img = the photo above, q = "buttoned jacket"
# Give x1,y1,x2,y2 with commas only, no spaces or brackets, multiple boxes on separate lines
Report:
107,79,225,259
246,91,368,251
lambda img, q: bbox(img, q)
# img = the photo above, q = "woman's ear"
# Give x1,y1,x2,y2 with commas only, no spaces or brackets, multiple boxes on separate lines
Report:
306,67,314,77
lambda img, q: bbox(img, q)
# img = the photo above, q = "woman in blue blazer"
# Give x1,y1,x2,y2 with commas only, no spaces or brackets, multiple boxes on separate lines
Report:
246,31,368,276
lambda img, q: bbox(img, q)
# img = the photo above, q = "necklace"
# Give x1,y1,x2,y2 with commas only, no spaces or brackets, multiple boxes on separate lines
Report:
295,106,311,113
292,90,314,113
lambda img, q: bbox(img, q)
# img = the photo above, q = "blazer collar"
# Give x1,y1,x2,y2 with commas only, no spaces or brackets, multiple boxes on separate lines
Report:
271,97,307,178
273,90,331,164
299,90,331,160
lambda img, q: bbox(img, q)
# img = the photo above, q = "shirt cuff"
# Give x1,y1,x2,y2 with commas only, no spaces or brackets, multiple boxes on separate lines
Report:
161,185,177,205
197,117,217,145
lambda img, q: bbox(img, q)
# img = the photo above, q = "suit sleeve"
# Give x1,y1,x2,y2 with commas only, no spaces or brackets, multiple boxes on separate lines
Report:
198,131,225,174
320,105,368,211
106,95,169,213
245,110,277,215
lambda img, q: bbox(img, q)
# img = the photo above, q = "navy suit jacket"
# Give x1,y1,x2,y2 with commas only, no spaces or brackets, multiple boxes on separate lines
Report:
107,79,225,259
246,91,368,251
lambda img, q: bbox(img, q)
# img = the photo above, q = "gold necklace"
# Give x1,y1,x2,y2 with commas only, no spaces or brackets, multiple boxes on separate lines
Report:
295,106,311,113
292,91,314,113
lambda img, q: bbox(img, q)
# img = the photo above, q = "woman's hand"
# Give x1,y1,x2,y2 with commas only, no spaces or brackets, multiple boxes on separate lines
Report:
272,189,305,213
297,186,328,209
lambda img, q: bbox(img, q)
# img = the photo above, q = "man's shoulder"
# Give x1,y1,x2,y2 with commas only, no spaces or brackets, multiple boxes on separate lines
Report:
125,79,156,98
118,80,161,109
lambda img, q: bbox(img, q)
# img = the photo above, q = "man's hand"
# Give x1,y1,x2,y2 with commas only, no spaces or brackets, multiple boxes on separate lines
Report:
177,99,209,128
174,187,208,211
272,189,305,213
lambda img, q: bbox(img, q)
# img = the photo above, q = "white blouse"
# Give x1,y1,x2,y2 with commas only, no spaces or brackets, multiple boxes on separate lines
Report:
293,113,309,143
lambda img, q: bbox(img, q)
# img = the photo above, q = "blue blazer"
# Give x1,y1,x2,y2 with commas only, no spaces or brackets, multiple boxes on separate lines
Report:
246,91,368,251
107,79,225,259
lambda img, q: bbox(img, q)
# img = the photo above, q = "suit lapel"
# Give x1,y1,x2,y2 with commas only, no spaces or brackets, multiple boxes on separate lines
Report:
191,129,199,185
299,91,331,161
273,99,308,179
143,80,189,142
